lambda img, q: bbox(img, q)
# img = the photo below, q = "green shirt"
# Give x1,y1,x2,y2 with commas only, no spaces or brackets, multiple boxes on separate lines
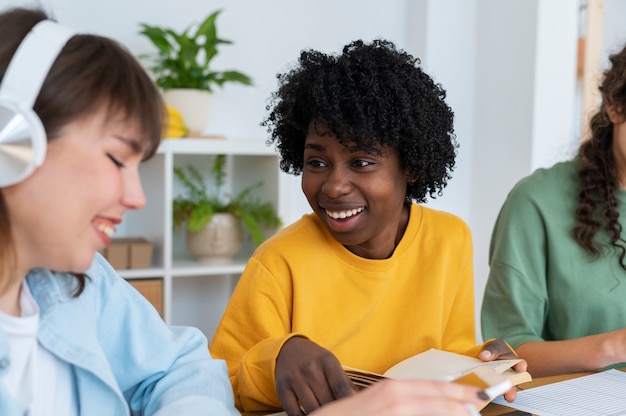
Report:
481,158,626,349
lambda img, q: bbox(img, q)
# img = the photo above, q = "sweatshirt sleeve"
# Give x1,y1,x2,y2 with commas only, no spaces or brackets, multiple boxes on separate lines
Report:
210,256,299,412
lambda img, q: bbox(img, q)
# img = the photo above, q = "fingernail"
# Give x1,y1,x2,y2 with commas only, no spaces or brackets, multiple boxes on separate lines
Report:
477,390,490,400
482,350,492,358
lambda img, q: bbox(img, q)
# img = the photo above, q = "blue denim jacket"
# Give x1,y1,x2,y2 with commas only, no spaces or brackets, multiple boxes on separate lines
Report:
0,254,239,415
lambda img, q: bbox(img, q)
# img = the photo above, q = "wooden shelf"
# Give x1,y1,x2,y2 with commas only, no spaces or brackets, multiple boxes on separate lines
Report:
158,137,276,155
119,137,288,339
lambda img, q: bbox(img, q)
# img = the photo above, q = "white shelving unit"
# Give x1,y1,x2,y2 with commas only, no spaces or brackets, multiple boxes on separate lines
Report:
114,137,303,340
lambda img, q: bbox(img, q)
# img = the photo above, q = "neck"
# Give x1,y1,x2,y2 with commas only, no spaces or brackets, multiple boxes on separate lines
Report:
0,277,23,316
394,202,411,245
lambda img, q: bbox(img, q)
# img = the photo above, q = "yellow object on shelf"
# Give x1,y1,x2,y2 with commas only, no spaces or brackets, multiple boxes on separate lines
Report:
163,103,188,138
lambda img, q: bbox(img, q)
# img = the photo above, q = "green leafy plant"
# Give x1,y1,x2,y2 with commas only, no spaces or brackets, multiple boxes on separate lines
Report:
138,9,252,92
173,155,282,246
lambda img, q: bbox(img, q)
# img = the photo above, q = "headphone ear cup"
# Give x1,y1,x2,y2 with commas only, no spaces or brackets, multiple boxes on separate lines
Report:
0,20,75,188
0,98,47,187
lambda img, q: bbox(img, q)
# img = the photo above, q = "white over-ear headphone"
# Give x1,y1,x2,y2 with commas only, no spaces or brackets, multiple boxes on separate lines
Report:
0,20,76,188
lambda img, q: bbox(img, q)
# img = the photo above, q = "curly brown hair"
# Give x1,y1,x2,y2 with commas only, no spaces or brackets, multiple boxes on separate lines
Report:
262,39,456,203
574,44,626,270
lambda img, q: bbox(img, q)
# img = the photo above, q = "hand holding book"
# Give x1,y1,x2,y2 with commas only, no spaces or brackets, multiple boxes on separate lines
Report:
344,348,531,411
478,338,529,403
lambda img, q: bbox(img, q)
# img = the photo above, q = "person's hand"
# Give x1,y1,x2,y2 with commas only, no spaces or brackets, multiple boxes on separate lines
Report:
310,378,485,416
276,336,354,415
478,338,528,403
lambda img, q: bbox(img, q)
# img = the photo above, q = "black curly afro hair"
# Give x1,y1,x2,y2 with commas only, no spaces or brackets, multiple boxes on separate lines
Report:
262,39,457,203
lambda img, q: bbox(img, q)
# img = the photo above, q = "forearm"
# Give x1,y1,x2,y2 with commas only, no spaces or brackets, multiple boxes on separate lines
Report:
237,334,309,412
310,378,484,416
517,329,626,378
129,326,237,415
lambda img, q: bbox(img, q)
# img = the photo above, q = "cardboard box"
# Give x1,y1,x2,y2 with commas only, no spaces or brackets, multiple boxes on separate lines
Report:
102,237,153,270
127,278,163,318
106,241,129,269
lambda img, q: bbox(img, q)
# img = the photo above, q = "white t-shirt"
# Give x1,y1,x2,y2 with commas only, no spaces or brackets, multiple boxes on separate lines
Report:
0,283,78,415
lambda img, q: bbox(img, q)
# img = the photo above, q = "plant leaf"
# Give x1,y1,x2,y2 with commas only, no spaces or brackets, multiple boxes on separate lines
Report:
172,161,281,245
188,201,214,231
138,10,253,91
214,70,253,87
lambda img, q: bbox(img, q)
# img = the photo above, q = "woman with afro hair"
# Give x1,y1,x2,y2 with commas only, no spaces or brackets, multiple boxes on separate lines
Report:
482,42,626,378
210,39,522,415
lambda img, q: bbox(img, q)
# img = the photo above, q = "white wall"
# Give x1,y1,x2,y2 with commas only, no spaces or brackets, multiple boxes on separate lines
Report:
4,0,626,341
407,0,476,224
470,0,579,341
602,0,626,61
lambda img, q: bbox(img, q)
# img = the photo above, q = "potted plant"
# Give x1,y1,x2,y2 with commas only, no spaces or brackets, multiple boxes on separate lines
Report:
139,9,253,136
173,155,282,263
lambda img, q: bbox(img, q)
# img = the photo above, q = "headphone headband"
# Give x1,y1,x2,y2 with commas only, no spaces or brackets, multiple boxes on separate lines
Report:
0,20,76,107
0,20,77,188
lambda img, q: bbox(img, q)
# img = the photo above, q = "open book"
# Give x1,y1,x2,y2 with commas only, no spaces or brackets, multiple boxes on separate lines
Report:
343,348,532,410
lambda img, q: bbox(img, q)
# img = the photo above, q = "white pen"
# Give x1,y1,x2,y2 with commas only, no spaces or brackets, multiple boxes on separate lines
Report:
470,366,513,399
483,379,513,400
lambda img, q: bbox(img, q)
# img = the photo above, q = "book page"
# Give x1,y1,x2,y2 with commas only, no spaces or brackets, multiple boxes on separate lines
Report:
383,348,524,381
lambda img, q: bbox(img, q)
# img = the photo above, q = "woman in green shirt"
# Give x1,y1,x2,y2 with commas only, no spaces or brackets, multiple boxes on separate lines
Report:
482,42,626,378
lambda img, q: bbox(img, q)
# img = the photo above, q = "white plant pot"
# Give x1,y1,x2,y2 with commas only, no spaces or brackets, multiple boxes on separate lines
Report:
163,88,212,136
186,213,243,264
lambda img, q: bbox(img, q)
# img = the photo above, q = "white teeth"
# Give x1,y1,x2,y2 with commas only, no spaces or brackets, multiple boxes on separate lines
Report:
325,207,364,219
95,223,115,237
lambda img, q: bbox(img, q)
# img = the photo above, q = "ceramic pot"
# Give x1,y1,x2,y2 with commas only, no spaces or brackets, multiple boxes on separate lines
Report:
186,213,243,264
163,88,212,136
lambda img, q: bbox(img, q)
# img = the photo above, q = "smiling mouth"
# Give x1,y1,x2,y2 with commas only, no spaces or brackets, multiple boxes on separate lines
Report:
325,207,364,219
93,220,115,237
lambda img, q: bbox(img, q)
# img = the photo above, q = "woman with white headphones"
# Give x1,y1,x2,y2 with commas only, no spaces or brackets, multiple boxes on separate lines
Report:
0,7,238,415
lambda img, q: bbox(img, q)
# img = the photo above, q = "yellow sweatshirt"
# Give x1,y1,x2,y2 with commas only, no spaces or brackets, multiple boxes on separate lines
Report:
210,204,479,412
